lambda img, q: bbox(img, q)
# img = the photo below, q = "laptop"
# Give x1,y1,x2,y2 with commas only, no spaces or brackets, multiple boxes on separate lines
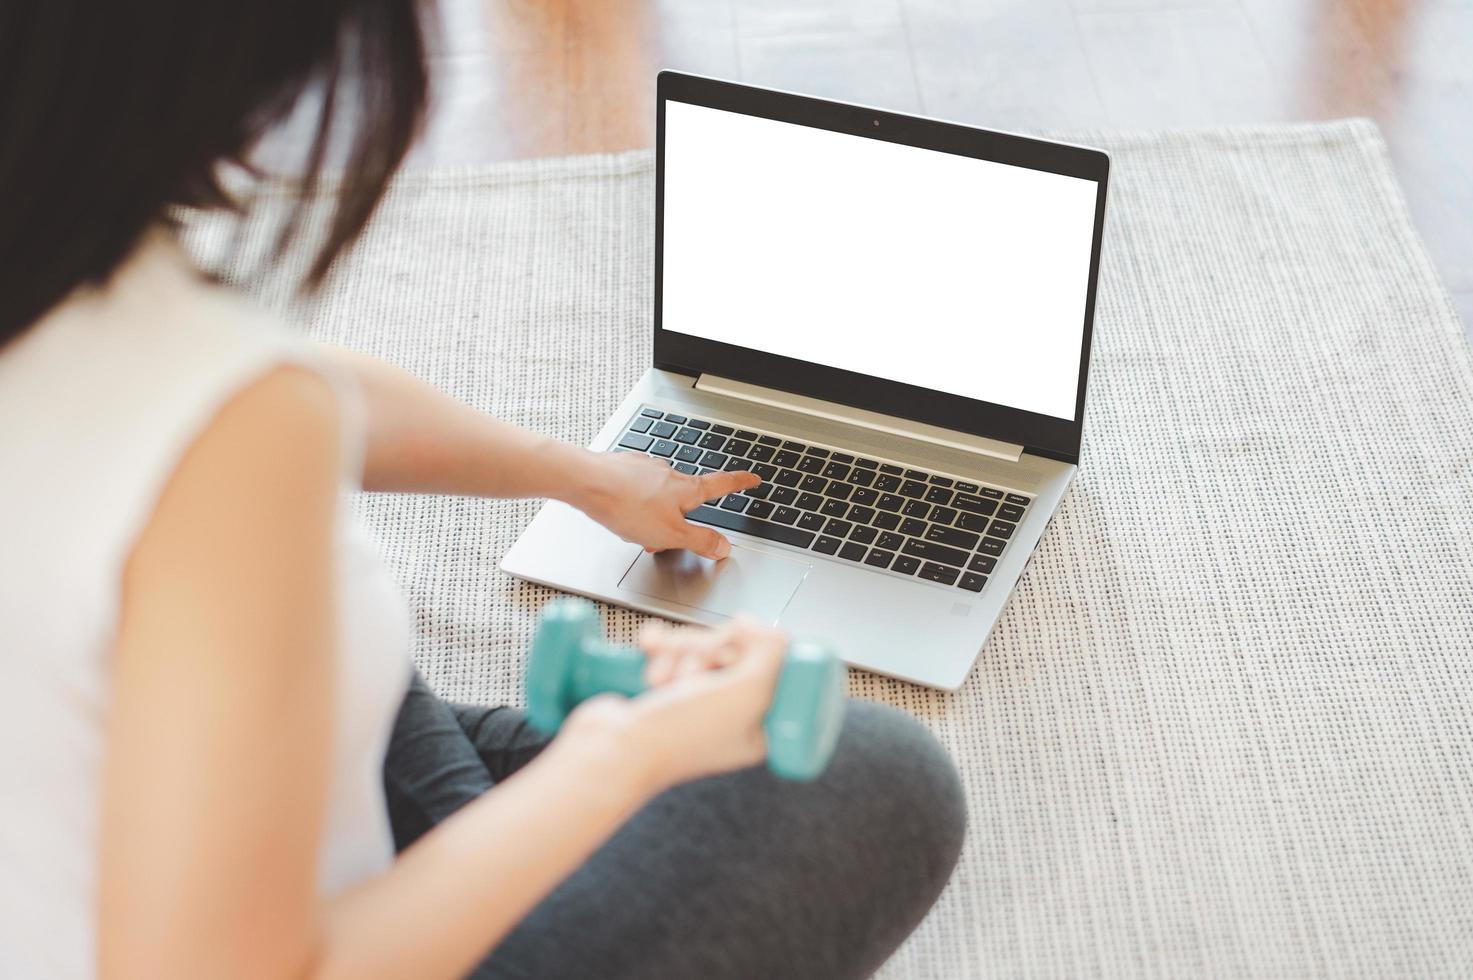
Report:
502,71,1110,690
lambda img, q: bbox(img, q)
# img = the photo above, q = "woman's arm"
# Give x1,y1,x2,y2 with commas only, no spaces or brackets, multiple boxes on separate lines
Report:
323,345,595,501
101,365,782,980
323,345,759,559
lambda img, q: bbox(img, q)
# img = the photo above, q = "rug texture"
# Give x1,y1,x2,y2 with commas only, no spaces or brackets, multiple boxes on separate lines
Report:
185,119,1473,979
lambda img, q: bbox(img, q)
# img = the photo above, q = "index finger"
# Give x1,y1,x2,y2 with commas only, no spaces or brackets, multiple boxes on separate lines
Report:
686,469,761,510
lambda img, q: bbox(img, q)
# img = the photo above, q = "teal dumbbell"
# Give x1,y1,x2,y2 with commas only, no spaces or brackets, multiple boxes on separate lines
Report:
525,598,846,781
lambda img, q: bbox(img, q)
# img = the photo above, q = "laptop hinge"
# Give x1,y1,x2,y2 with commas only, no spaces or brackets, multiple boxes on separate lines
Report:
693,374,1025,463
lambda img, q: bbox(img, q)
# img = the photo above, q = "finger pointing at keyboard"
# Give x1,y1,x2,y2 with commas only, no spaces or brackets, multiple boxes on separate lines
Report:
573,450,761,560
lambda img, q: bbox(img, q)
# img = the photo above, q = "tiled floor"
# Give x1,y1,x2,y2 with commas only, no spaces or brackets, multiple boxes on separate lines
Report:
411,0,1472,339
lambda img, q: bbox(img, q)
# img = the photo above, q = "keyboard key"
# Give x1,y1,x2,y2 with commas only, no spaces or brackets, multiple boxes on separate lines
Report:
902,500,930,520
698,432,726,450
618,432,654,451
980,487,1004,500
640,408,662,418
959,573,987,593
796,493,823,511
799,474,827,493
772,506,800,525
850,487,878,506
929,475,953,487
879,463,903,475
673,445,701,464
797,456,824,474
650,440,678,457
782,440,808,452
956,513,989,533
687,419,710,430
899,518,926,537
856,458,879,469
822,462,851,481
823,518,852,537
720,495,749,512
1005,493,1031,506
813,535,841,555
850,525,877,545
664,414,687,425
874,512,901,530
807,447,831,459
864,549,894,569
926,525,980,550
734,430,758,441
925,486,953,505
775,469,801,487
955,481,979,494
978,537,1006,557
997,504,1025,523
875,474,902,492
757,434,781,446
904,469,925,480
675,462,700,476
891,555,920,575
847,469,876,487
747,499,774,519
687,505,814,548
773,450,801,468
877,532,905,552
969,555,995,574
700,451,728,469
825,482,853,501
877,494,904,512
930,506,957,526
988,520,1016,539
712,424,734,436
830,452,854,464
771,486,797,505
919,563,960,586
900,480,927,499
724,458,752,472
748,444,775,463
798,512,825,532
847,505,876,524
953,494,998,516
820,499,848,518
629,417,653,433
745,483,772,499
651,421,677,438
900,538,969,568
838,542,867,563
752,462,778,481
725,439,753,456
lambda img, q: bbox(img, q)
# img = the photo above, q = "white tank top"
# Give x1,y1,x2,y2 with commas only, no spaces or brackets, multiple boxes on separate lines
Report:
0,231,413,977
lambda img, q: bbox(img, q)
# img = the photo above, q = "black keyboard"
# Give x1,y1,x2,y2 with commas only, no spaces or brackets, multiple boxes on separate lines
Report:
616,407,1032,594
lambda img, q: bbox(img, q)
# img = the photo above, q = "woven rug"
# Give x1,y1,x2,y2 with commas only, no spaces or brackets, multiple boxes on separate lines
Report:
185,119,1473,978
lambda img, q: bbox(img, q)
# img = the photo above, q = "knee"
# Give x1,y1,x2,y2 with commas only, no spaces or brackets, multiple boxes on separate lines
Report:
823,699,967,892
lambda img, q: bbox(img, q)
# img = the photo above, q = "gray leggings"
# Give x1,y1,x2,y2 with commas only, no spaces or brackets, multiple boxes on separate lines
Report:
384,672,965,979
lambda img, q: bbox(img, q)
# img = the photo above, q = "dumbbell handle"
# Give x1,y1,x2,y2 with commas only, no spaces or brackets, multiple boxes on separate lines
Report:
567,640,649,703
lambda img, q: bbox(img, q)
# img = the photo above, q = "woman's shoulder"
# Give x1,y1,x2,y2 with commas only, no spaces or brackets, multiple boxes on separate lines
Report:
0,230,350,588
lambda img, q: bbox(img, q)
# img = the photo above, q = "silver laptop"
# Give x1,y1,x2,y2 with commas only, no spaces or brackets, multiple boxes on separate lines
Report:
502,72,1110,690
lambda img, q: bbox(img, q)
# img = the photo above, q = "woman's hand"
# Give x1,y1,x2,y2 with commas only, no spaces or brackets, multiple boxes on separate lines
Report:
559,617,787,795
569,450,761,560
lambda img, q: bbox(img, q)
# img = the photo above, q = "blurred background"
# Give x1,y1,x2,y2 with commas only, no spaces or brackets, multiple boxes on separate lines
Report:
394,0,1469,335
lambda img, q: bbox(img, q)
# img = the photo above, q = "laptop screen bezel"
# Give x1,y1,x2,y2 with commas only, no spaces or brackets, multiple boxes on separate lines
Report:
653,71,1109,464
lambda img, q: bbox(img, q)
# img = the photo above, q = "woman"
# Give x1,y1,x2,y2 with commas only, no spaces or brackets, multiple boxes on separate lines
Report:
0,2,965,978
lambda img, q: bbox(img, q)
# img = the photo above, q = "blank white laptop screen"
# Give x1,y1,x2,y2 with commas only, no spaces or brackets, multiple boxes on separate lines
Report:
661,100,1100,422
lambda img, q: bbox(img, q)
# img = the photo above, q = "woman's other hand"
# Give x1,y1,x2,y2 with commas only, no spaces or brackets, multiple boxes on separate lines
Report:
558,618,787,795
570,450,760,560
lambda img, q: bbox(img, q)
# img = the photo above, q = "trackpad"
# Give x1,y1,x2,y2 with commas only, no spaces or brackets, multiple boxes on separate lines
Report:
619,546,810,624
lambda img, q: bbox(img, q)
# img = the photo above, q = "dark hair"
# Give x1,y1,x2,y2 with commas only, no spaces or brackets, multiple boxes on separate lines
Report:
0,0,430,345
